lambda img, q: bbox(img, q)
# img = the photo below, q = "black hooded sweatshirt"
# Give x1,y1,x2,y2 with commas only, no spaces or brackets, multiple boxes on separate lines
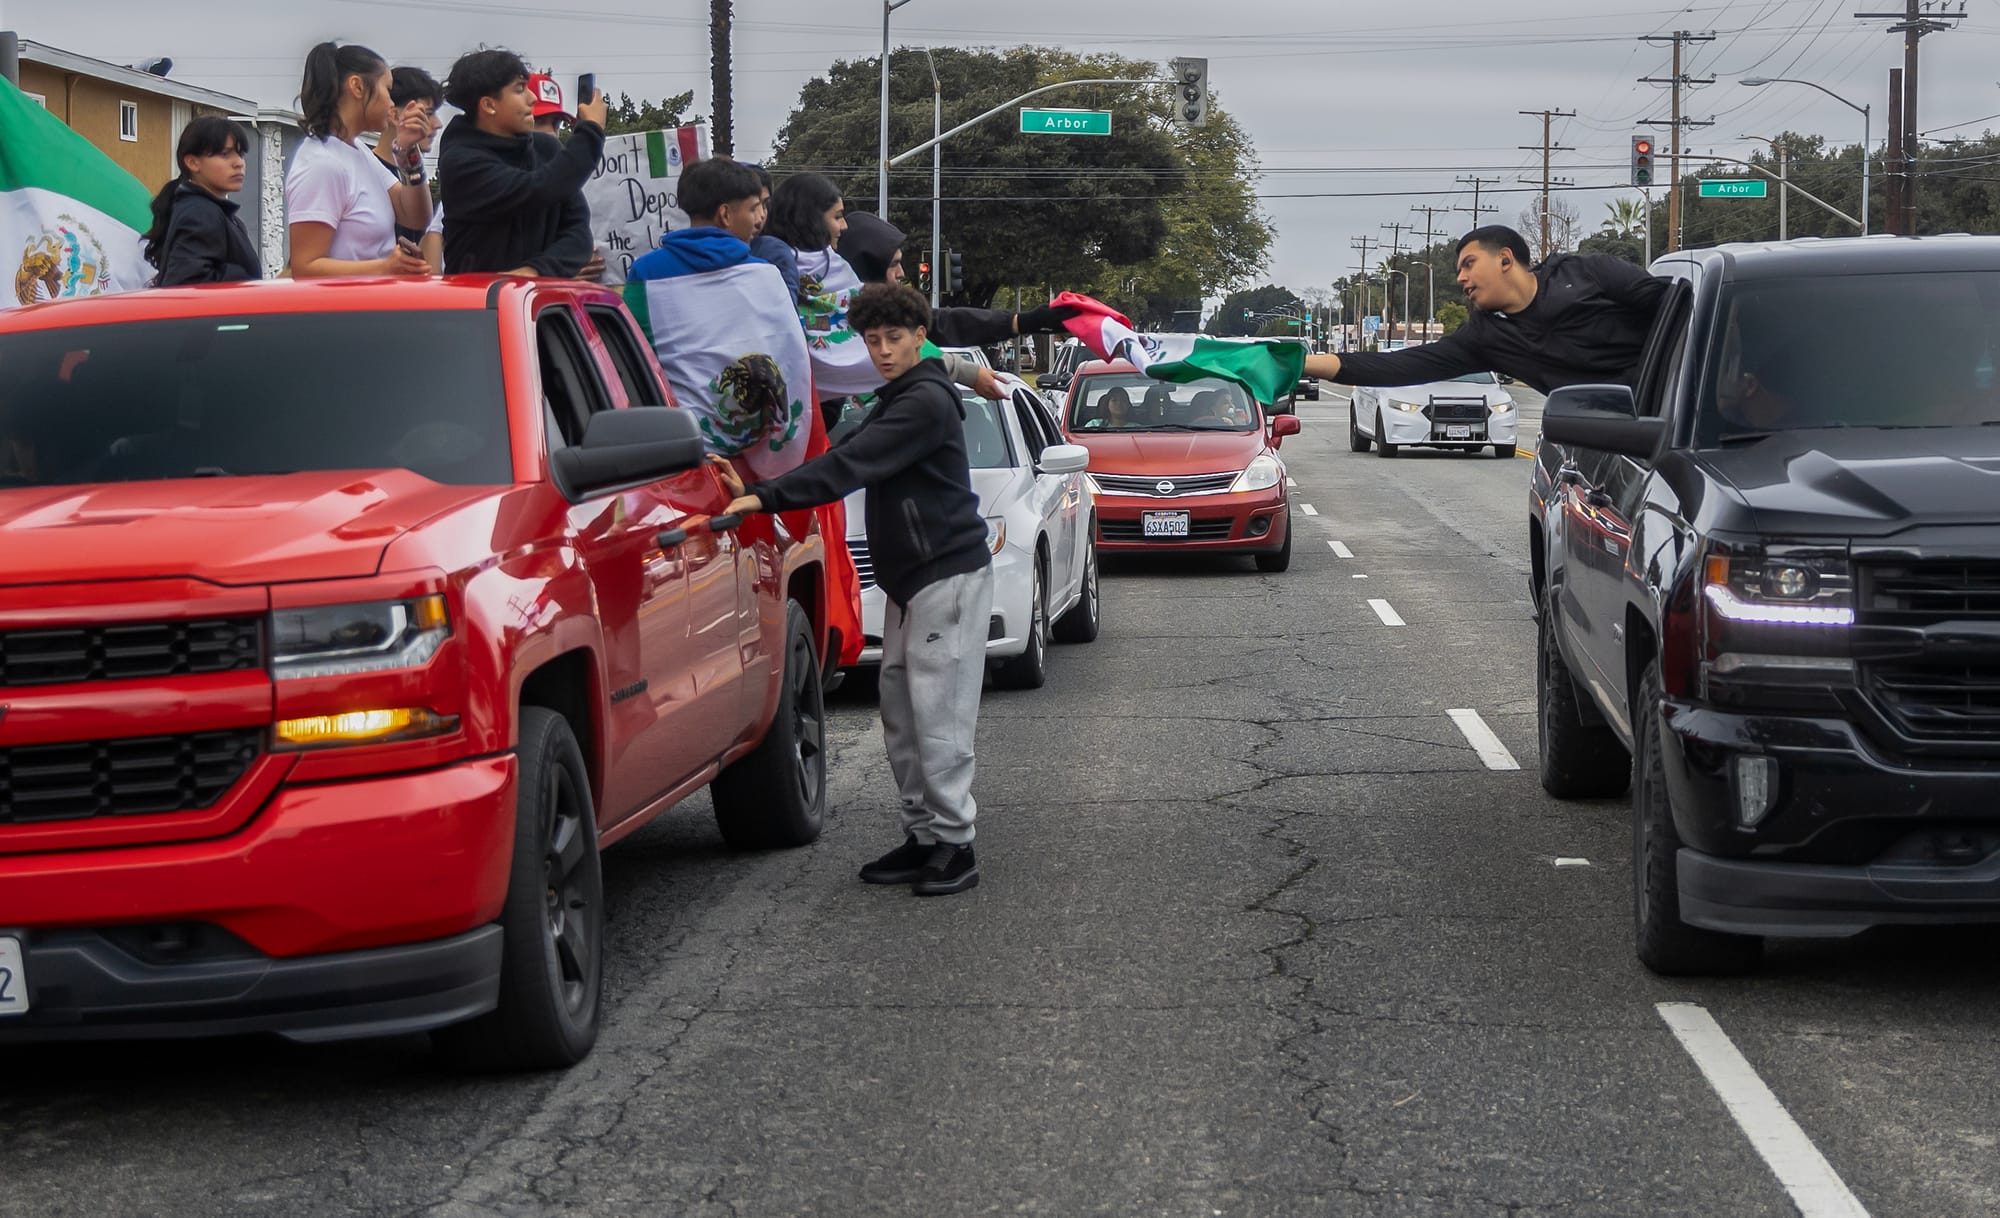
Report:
745,358,989,606
151,182,261,285
836,211,1016,348
438,116,604,276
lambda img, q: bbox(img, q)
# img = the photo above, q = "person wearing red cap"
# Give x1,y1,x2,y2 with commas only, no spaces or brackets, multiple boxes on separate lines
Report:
526,72,573,136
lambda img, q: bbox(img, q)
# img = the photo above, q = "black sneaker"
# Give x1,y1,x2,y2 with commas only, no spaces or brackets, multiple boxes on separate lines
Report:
860,836,932,885
913,842,979,896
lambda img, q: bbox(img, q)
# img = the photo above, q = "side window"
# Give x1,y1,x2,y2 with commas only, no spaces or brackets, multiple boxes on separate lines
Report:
537,307,612,449
1010,395,1049,464
1026,395,1065,451
1634,279,1696,419
587,305,668,407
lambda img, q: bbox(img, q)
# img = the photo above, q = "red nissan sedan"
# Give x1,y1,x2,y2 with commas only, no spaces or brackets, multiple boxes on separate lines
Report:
1060,360,1299,571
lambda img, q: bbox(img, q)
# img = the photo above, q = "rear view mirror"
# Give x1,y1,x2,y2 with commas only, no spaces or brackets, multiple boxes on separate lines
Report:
1270,415,1301,439
1542,384,1665,461
550,406,706,501
1037,443,1089,476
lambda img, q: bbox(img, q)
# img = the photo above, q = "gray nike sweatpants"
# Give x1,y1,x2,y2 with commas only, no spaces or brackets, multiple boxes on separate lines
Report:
877,565,994,846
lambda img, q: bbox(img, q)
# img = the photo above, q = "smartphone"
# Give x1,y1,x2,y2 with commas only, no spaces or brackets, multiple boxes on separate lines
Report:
397,236,423,258
576,73,596,107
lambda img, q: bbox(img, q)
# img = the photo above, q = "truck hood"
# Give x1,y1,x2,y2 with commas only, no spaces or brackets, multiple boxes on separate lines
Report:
1067,431,1260,475
1698,426,2000,536
0,470,499,586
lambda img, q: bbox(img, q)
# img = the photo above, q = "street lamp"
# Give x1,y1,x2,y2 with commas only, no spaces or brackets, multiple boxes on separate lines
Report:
1744,78,1864,238
879,0,921,215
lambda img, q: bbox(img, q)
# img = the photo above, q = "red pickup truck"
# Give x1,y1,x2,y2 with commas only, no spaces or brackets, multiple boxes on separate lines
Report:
0,277,829,1069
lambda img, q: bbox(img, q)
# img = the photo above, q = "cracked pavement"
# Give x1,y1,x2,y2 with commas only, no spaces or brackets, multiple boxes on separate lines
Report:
5,390,1999,1216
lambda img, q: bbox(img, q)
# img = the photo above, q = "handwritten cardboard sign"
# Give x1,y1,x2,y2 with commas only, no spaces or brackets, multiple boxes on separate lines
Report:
584,124,709,285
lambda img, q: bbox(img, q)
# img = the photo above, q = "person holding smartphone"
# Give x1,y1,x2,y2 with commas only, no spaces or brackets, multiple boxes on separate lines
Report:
437,48,606,277
285,42,431,278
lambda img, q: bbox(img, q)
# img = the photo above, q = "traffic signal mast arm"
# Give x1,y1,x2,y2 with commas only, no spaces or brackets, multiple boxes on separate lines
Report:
1689,152,1860,229
886,76,1181,167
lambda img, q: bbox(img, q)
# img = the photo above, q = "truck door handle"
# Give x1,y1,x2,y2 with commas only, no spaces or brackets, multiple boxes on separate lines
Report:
707,513,743,532
656,527,688,548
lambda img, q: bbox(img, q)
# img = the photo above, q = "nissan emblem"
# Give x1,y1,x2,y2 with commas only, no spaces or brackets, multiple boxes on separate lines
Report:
1156,480,1175,495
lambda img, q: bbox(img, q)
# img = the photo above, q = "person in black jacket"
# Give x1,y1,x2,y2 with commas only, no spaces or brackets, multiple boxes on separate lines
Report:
437,49,606,276
1304,225,1668,394
835,209,1078,348
710,284,992,897
142,116,262,286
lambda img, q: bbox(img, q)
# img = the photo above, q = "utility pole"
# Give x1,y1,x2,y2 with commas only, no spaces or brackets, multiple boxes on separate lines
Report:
709,0,734,155
1857,1,1963,233
1518,109,1576,261
1885,67,1905,231
1410,203,1450,338
1379,221,1407,343
1454,174,1502,227
1350,236,1375,347
1640,31,1715,252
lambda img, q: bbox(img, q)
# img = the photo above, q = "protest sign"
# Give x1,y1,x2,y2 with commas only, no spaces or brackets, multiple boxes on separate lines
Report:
584,124,708,285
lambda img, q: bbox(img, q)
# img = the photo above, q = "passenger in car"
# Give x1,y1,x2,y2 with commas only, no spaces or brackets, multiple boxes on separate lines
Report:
1083,387,1133,430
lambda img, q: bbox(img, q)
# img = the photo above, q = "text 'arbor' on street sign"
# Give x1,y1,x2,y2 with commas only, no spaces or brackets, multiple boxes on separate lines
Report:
1698,179,1768,198
1020,109,1112,136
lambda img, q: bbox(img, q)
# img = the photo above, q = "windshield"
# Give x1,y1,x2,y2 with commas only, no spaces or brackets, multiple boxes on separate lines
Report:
1448,371,1499,385
1700,272,2000,443
826,390,1015,469
1066,374,1257,433
0,312,511,488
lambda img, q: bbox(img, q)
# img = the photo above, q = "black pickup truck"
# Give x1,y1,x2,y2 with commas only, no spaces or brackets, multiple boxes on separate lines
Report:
1530,237,2000,975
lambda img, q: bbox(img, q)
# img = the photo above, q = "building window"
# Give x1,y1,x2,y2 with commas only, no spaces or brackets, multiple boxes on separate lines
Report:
24,92,47,108
119,101,138,141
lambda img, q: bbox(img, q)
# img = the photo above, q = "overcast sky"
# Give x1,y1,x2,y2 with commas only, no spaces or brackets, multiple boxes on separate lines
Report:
16,0,2000,304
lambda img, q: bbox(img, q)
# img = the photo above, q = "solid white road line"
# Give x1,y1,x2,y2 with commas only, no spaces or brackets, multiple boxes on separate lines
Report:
1656,1003,1873,1218
1328,540,1354,558
1446,709,1521,770
1300,503,1320,516
1367,599,1405,627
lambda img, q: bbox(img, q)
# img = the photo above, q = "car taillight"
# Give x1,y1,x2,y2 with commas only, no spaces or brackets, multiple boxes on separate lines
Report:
1695,540,1856,697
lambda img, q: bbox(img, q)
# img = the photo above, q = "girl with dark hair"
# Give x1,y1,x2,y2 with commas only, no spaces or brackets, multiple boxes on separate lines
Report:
284,41,431,278
762,173,846,252
142,116,261,285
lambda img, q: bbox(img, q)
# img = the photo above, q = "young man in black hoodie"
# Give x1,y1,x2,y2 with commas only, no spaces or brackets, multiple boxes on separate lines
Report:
437,49,606,276
711,284,992,896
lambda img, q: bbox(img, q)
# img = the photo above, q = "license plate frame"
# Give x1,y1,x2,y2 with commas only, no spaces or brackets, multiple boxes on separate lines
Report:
0,935,28,1017
1141,511,1191,539
1444,424,1474,440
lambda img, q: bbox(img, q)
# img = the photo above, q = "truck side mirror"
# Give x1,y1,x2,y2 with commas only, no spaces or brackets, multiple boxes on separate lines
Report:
1542,384,1665,461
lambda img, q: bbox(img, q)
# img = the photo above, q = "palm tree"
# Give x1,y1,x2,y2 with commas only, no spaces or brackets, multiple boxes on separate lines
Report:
710,0,733,155
1601,198,1644,238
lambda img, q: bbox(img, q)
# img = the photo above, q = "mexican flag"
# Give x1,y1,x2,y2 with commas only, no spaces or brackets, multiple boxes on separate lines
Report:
790,245,879,400
1052,291,1306,406
1,77,153,309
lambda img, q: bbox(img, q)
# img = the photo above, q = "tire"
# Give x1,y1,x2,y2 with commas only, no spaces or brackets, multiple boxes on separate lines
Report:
712,600,828,849
1051,532,1100,644
1536,588,1631,798
1254,515,1293,573
1632,662,1765,976
1348,404,1371,452
992,558,1048,690
1492,441,1517,458
433,706,602,1071
1374,411,1398,458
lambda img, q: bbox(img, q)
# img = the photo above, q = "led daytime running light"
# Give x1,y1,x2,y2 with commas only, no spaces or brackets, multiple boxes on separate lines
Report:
1702,583,1854,627
275,706,458,749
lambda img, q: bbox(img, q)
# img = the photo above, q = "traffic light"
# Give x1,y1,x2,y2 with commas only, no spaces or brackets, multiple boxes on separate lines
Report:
916,248,932,295
1631,135,1655,188
1169,56,1209,127
947,249,964,294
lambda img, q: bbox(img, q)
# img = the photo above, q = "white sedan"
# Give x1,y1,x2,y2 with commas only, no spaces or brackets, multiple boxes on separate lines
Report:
836,373,1098,690
1349,370,1519,458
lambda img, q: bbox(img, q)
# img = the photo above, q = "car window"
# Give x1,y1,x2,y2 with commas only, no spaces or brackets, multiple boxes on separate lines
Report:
1066,374,1256,433
538,306,611,449
587,305,667,407
1698,272,2000,444
0,311,511,488
1010,394,1049,463
1026,394,1066,450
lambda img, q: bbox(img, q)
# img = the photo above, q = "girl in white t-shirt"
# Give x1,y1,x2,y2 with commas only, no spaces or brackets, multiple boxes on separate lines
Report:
284,42,430,278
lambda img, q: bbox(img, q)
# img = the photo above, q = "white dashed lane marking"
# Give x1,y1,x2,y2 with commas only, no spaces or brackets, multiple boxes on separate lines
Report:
1367,599,1405,627
1300,504,1319,516
1328,540,1353,558
1446,709,1520,770
1656,1003,1873,1218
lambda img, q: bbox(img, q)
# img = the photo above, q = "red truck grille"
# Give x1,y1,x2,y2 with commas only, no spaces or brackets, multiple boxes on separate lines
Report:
0,618,263,689
1,729,263,824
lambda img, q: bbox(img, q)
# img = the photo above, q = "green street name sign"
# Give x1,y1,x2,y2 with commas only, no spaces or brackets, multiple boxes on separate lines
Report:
1020,108,1112,136
1699,179,1768,198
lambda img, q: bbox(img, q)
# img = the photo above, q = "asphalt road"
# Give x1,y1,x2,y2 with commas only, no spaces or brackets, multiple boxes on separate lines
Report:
6,386,1999,1217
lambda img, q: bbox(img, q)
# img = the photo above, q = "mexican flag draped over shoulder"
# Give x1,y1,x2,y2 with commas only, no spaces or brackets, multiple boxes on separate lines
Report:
0,77,153,308
1050,291,1306,405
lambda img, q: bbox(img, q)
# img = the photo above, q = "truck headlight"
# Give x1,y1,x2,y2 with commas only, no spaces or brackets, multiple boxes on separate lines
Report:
1389,398,1424,413
271,594,451,680
1229,454,1283,493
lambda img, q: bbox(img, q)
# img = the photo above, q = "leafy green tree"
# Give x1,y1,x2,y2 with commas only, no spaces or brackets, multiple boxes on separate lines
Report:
605,91,696,136
769,47,1271,308
1437,301,1468,336
1601,198,1644,238
1207,285,1300,337
1577,232,1645,265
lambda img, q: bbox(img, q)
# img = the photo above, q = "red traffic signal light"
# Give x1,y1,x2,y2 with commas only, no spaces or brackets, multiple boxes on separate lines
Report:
1634,138,1652,155
1631,135,1655,187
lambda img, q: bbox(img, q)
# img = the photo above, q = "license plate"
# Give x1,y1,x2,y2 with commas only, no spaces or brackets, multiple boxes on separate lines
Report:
1142,511,1191,538
1445,425,1473,439
0,936,27,1017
